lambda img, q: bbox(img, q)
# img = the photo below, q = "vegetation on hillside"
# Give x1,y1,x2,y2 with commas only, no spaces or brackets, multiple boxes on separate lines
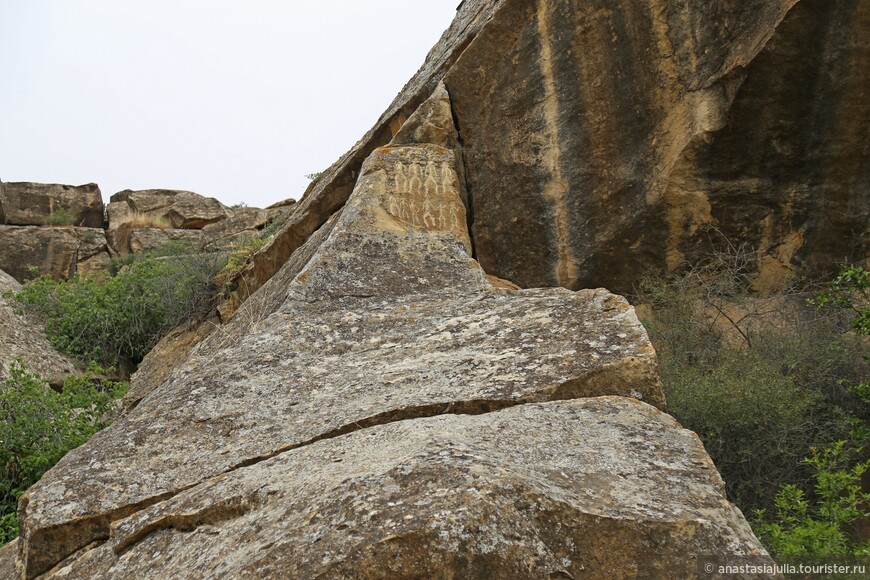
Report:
11,242,226,371
0,362,128,544
635,250,870,559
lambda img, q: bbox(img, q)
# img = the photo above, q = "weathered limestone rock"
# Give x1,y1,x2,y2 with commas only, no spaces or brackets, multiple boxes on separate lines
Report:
14,143,767,578
72,228,112,279
0,268,78,387
48,399,769,579
225,0,868,314
121,318,217,411
201,205,293,252
217,0,508,317
125,228,203,255
0,226,111,282
108,189,227,230
0,540,19,579
0,226,78,281
0,182,104,228
105,189,233,255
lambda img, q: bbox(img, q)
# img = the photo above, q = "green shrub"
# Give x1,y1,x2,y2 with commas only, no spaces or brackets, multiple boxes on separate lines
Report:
812,264,870,335
14,247,225,369
663,349,852,511
216,236,268,290
0,361,127,544
45,204,76,227
635,258,868,516
753,441,870,557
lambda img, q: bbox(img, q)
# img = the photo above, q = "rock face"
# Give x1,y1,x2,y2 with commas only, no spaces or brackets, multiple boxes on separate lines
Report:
225,0,868,307
0,268,78,386
105,189,227,254
445,0,870,292
0,226,111,282
14,142,768,577
0,182,104,228
45,400,764,579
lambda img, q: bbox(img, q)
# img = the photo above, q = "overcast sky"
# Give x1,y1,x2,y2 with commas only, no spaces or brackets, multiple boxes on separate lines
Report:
0,1,459,208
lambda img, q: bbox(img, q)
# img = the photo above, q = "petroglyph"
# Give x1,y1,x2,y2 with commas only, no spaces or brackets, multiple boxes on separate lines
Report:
387,158,467,240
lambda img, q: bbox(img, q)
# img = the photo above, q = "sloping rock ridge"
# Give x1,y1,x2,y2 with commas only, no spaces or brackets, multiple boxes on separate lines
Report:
0,268,78,387
223,0,868,314
13,139,770,577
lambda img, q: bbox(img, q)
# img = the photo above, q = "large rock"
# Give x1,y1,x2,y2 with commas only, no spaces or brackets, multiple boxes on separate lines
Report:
201,205,293,252
445,0,869,292
106,189,230,254
224,0,869,314
0,226,111,282
0,268,78,387
216,0,507,317
46,399,768,579
14,143,768,578
0,182,103,228
0,540,19,579
125,228,203,255
109,189,227,230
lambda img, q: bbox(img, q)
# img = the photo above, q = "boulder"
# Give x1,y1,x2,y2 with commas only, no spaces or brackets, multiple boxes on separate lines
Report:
0,226,111,282
46,399,769,579
108,189,227,230
0,182,103,228
201,205,293,252
0,540,19,579
106,189,230,254
0,268,78,387
0,226,79,281
14,143,767,578
126,228,203,255
214,0,505,317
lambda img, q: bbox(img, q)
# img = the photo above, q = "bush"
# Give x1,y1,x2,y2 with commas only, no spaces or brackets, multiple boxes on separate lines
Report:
753,441,870,557
635,257,868,515
13,246,226,369
0,361,127,544
45,204,76,227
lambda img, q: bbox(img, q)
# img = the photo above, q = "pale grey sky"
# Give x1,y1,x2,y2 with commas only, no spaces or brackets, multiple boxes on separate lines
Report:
0,1,458,208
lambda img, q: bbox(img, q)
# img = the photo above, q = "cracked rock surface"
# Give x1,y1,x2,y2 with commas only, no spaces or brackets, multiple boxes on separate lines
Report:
12,140,770,578
49,399,765,579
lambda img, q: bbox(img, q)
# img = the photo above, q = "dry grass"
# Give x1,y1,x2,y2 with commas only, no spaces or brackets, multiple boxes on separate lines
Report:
124,211,170,229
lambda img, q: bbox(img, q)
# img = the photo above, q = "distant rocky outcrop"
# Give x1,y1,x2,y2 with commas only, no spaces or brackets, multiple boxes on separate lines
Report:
0,182,103,228
0,268,78,387
0,226,111,282
0,180,295,283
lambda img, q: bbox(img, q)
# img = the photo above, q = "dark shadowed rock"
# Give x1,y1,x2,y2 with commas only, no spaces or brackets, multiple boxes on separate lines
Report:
444,0,868,292
0,182,103,228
